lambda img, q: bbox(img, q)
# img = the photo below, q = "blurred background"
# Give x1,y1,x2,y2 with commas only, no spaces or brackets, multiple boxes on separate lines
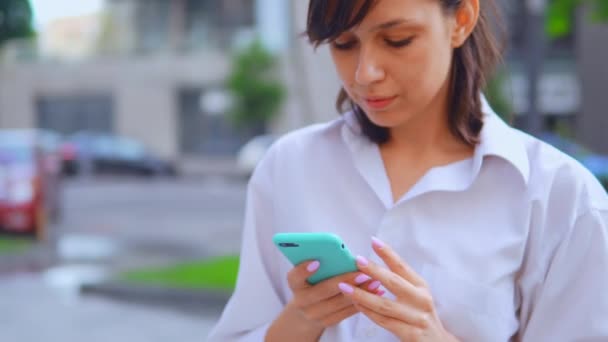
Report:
0,0,606,341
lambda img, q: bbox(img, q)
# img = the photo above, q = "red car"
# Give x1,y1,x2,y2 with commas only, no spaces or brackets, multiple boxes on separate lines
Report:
0,130,63,240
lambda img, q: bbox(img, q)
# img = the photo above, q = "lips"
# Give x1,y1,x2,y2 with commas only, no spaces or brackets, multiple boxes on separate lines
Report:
364,95,397,110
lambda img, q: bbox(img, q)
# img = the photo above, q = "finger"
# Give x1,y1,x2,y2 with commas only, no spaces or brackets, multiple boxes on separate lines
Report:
367,279,382,292
371,236,426,287
303,293,352,320
355,304,424,341
339,282,430,328
320,305,359,327
287,260,320,290
351,274,383,294
306,272,375,303
355,255,422,302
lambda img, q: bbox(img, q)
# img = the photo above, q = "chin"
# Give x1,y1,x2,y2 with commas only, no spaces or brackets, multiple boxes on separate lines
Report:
364,109,411,129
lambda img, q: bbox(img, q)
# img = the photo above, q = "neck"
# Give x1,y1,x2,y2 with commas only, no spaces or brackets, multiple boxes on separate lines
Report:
386,107,450,155
388,88,460,153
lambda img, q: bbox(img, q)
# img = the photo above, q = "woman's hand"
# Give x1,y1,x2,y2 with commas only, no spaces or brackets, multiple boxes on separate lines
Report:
285,260,383,329
267,259,384,341
338,237,459,342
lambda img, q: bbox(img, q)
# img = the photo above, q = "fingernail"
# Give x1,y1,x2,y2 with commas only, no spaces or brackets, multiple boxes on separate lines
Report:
307,261,320,272
338,282,354,294
377,290,386,296
368,280,381,291
356,255,369,267
354,274,371,284
372,236,385,249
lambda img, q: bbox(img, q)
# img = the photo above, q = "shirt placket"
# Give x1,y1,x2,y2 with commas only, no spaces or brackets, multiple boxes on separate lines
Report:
354,206,406,341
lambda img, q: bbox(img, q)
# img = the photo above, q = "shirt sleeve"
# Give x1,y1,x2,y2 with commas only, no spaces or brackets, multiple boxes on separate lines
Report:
519,208,608,341
206,153,285,341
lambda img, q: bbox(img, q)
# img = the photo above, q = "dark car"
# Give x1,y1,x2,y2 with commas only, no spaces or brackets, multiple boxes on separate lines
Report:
541,133,608,189
61,132,177,177
0,130,64,240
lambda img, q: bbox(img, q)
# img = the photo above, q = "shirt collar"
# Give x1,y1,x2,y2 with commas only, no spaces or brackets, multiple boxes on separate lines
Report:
477,96,530,185
341,95,530,186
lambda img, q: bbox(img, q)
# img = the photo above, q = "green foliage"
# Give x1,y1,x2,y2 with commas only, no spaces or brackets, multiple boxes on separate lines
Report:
227,40,286,127
547,0,608,37
0,0,35,46
119,255,240,290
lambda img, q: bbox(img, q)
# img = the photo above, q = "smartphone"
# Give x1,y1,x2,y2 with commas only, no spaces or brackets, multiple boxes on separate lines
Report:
273,232,358,285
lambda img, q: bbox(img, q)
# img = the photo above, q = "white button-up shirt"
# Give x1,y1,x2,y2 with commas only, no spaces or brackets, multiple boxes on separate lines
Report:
207,101,608,342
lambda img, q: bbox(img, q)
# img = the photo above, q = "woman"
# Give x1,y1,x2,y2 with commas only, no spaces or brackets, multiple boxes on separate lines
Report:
208,0,608,341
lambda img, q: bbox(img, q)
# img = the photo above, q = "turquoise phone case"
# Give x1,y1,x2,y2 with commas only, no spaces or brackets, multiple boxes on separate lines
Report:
273,232,358,285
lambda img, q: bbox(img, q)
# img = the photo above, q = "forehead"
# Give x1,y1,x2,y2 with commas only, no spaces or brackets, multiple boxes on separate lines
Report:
353,0,438,29
338,0,441,31
309,0,440,43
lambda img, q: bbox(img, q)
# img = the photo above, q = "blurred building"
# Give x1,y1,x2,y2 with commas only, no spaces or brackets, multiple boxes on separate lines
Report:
577,6,608,153
0,0,258,159
39,13,103,60
499,0,582,138
272,0,342,131
502,2,608,153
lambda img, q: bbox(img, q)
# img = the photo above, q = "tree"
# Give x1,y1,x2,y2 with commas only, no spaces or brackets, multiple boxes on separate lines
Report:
547,0,608,37
0,0,34,47
227,40,285,129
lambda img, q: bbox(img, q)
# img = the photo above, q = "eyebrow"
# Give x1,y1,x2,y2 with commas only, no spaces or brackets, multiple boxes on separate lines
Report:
369,19,413,32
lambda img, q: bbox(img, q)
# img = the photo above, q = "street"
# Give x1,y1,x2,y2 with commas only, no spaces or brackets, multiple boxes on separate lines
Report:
57,176,246,257
0,176,247,341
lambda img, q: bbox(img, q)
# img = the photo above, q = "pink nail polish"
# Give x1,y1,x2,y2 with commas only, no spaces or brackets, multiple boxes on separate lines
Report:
354,274,371,284
339,282,354,294
307,261,320,272
372,236,385,249
356,255,369,267
377,290,386,296
368,280,381,291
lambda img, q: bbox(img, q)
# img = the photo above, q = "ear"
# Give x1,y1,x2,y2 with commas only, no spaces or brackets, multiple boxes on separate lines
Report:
451,0,480,48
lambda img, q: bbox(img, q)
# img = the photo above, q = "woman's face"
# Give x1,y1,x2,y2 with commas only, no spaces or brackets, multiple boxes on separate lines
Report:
329,0,460,130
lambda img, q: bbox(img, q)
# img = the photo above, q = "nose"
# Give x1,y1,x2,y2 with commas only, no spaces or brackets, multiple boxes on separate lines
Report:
355,47,385,86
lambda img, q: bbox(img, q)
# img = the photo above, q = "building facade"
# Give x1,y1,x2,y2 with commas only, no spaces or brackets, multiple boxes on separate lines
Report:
0,0,257,159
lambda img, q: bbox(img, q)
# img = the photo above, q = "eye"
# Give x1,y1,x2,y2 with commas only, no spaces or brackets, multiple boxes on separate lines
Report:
332,39,357,50
385,37,414,48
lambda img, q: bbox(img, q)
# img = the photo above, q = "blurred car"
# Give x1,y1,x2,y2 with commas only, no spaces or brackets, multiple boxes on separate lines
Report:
0,130,64,240
236,135,275,176
61,132,177,177
541,133,608,188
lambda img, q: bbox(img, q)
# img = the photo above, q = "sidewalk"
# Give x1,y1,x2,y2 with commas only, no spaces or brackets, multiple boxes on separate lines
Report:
0,274,221,342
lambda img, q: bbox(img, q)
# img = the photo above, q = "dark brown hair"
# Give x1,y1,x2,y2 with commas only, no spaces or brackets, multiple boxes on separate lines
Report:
306,0,505,146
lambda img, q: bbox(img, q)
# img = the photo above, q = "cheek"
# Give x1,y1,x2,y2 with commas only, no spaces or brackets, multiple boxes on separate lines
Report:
331,52,357,84
395,40,452,93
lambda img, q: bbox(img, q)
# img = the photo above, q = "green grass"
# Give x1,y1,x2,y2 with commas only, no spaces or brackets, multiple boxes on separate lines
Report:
0,238,32,254
119,255,240,290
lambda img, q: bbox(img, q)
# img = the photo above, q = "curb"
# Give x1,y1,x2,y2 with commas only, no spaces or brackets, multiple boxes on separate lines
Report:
81,281,232,316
